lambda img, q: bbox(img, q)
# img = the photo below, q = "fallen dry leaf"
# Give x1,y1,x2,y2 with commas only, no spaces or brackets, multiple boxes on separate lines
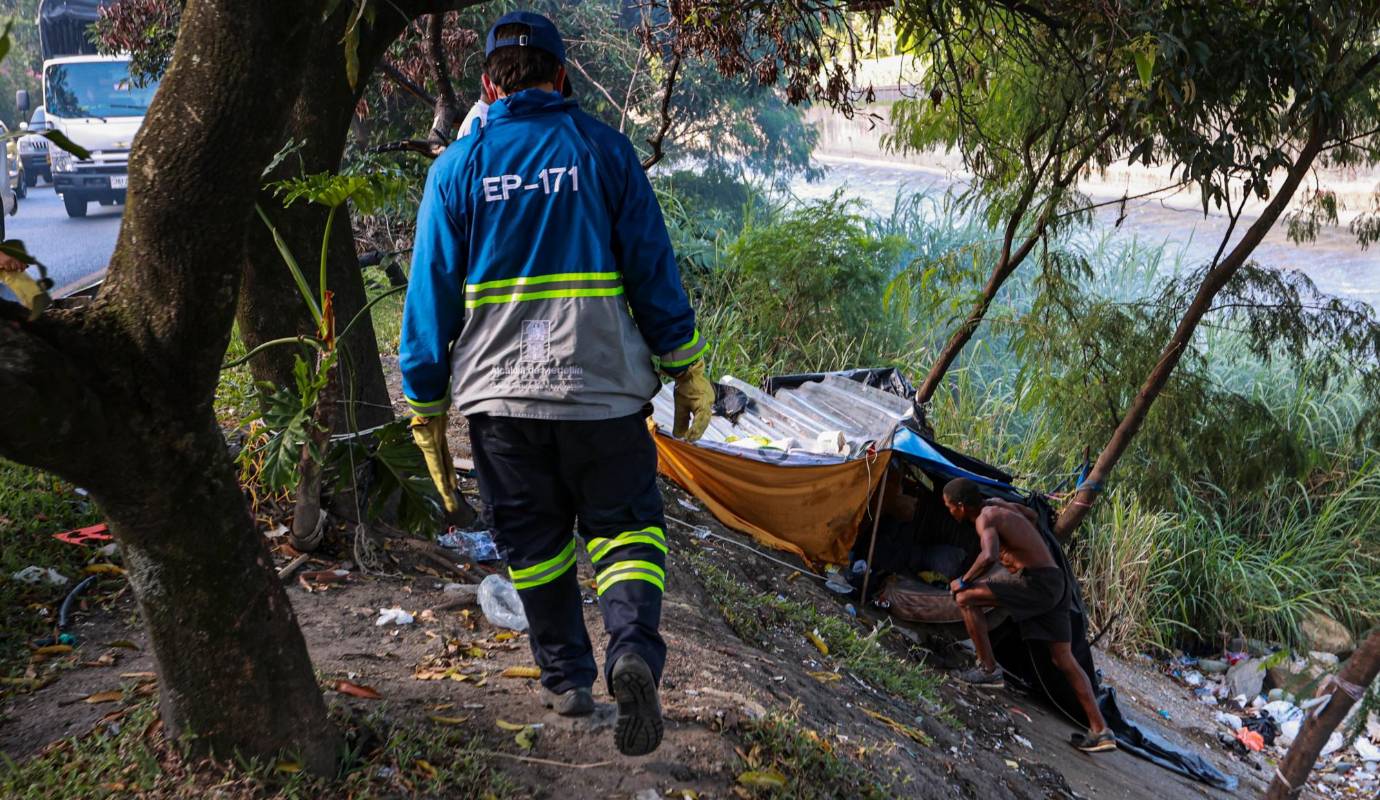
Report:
500,666,541,680
494,719,527,731
428,714,469,726
334,680,382,699
494,631,518,642
737,769,787,789
83,564,126,576
83,690,123,704
275,761,302,774
120,671,156,680
805,629,829,656
415,759,438,779
32,644,73,656
106,640,140,651
514,726,536,750
807,670,842,683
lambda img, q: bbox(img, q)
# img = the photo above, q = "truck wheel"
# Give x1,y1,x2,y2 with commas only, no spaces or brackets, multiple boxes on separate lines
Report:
63,194,88,218
15,181,25,200
23,171,36,188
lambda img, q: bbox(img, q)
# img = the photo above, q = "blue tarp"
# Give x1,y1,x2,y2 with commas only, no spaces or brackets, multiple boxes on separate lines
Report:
888,427,1012,490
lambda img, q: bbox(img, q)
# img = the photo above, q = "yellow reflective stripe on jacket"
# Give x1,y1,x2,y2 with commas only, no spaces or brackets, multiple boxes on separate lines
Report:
467,271,620,292
464,272,625,309
406,395,450,416
659,328,708,369
586,526,667,564
465,286,625,309
595,559,666,595
509,538,577,590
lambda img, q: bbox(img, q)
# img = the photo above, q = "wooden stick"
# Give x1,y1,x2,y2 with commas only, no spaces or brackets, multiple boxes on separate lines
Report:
277,552,310,580
859,460,890,604
1265,629,1380,800
477,751,613,770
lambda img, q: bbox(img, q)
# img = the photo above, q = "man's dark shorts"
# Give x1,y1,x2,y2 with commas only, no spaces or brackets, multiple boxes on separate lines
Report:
985,567,1071,643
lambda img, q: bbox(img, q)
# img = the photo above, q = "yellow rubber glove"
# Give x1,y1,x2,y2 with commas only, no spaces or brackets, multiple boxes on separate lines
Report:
410,413,461,515
672,360,714,442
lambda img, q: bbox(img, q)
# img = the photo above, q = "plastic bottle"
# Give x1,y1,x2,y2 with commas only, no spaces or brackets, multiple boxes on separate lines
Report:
478,573,529,631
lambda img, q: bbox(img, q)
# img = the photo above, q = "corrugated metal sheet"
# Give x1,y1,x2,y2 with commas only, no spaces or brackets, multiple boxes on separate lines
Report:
652,374,909,460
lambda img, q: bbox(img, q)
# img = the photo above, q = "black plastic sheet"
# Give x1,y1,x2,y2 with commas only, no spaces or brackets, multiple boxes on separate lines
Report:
762,367,916,399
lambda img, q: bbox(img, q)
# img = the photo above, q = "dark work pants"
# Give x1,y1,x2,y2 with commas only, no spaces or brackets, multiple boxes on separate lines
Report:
468,411,668,695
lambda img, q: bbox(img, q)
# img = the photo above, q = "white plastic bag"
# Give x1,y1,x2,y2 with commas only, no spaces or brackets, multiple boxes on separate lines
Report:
478,574,528,631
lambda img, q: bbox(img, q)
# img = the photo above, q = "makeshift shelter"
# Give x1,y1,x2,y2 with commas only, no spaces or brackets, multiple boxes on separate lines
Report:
651,369,1237,792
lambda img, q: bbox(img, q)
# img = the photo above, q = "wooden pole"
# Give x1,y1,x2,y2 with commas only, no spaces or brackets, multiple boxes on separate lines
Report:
1265,629,1380,800
858,460,890,605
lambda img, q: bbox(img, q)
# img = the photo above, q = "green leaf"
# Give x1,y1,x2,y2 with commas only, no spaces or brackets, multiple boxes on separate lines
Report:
0,19,15,65
41,130,92,161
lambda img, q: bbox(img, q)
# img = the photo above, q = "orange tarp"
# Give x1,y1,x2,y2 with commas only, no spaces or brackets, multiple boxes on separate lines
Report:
654,432,891,565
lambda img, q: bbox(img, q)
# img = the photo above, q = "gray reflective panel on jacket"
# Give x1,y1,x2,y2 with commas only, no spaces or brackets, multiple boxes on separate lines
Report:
450,293,660,420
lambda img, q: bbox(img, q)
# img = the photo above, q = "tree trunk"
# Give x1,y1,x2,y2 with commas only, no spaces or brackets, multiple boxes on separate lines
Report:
1266,629,1380,800
1054,125,1327,540
237,12,413,433
0,0,337,772
914,221,1042,404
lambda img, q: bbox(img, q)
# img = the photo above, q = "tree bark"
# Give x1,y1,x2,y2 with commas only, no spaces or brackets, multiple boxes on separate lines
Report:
914,186,1044,405
1054,123,1327,540
0,0,338,772
237,10,409,433
1265,629,1380,800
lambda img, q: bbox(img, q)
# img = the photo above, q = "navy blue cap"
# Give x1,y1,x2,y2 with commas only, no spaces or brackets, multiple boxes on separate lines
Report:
485,11,566,64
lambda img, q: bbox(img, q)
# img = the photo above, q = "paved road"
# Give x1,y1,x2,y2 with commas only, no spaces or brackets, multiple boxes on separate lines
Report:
6,180,122,295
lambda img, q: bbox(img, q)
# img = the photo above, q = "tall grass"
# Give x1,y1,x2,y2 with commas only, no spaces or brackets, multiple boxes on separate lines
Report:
667,174,1380,653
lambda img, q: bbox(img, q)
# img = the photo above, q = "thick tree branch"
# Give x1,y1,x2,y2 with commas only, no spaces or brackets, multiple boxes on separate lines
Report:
427,12,463,148
641,51,682,170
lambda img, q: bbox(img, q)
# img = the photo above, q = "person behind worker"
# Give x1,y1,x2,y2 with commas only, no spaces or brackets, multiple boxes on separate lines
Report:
941,478,1116,753
399,10,714,757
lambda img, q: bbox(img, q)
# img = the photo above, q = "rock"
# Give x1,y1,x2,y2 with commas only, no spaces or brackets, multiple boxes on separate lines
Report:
1301,611,1355,656
1199,658,1229,674
1226,658,1267,701
1267,658,1327,699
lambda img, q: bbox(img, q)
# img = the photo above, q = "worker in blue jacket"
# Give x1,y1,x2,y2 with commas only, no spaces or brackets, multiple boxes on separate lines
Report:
399,11,713,757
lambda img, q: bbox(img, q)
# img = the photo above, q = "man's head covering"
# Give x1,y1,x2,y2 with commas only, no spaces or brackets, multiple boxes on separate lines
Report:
485,11,566,64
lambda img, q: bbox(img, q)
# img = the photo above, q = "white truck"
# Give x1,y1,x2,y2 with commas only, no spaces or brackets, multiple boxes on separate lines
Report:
15,0,159,218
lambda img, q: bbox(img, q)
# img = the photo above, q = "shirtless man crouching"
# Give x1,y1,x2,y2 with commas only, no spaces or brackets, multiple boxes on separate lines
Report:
942,477,1116,753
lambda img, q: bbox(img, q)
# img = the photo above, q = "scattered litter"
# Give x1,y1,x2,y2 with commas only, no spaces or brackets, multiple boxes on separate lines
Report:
1004,759,1020,769
1354,737,1380,763
264,524,288,539
676,496,701,512
53,524,112,546
477,574,528,631
1320,731,1345,758
335,680,382,699
11,566,68,586
1013,734,1033,749
1007,706,1033,724
437,529,500,562
1235,728,1265,752
1214,712,1243,731
375,607,415,626
1157,709,1172,721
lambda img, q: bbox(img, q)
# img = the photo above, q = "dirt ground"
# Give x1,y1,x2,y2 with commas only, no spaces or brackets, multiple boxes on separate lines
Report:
1,465,1269,799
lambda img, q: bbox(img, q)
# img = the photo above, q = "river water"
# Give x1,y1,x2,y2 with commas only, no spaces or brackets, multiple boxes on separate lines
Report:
793,154,1380,308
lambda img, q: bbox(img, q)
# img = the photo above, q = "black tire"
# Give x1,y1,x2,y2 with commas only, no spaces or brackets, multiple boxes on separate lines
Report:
41,170,51,183
23,171,36,188
15,179,25,200
63,193,88,218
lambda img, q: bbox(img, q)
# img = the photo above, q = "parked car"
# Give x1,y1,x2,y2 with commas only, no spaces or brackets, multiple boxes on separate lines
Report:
17,106,51,187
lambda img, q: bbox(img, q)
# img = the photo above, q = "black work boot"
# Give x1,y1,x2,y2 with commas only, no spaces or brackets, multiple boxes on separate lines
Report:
541,686,595,717
610,653,663,756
